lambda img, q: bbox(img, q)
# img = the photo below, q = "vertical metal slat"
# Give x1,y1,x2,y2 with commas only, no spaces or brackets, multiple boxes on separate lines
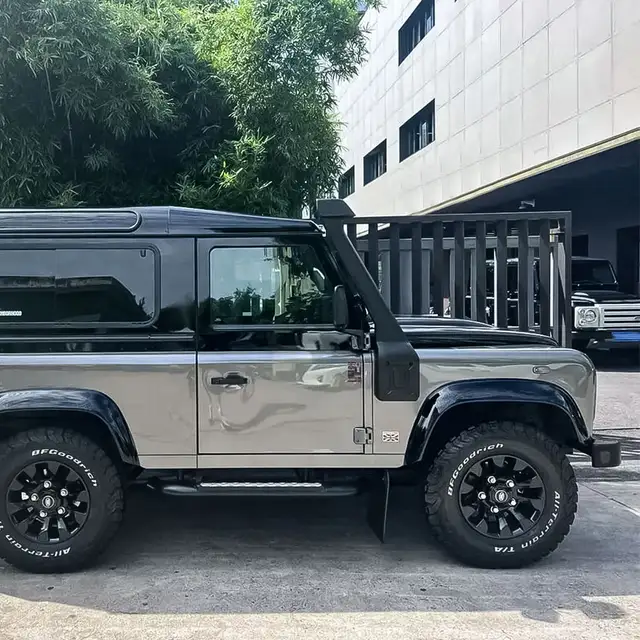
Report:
539,220,551,337
432,222,444,316
389,224,401,314
474,221,487,323
347,223,357,249
496,219,508,328
411,223,423,315
563,214,573,348
518,220,530,332
367,223,379,285
453,221,465,318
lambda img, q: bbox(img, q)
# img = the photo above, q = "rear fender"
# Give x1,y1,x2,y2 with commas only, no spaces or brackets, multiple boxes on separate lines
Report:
0,388,138,466
404,379,590,465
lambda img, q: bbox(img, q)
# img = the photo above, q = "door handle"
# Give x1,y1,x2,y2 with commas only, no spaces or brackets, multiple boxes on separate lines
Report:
210,374,248,386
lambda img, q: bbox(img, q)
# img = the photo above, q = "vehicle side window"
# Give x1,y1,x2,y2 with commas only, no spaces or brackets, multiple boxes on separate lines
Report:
209,245,334,326
0,247,157,325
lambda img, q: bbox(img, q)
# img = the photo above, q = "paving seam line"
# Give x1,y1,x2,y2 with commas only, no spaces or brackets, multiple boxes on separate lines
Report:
582,483,640,519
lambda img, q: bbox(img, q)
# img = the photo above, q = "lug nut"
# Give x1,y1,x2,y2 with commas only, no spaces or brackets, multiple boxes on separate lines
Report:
509,499,517,507
30,494,39,502
39,510,47,518
478,491,487,500
487,476,497,485
60,488,69,497
490,506,500,514
43,481,52,489
57,507,66,516
506,480,515,488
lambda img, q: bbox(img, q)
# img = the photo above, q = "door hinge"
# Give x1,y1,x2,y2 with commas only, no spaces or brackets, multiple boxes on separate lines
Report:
353,427,373,445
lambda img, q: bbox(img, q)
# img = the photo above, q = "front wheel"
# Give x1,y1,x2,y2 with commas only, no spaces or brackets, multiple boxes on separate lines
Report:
0,428,124,573
425,421,578,568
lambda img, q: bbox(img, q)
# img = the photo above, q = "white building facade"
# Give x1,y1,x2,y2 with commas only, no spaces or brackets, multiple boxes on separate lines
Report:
337,0,640,214
335,0,640,293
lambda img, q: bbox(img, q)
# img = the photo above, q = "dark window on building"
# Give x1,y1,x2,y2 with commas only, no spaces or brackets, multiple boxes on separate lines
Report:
400,101,435,161
363,141,387,185
399,0,435,64
0,248,157,325
338,166,355,198
209,245,335,326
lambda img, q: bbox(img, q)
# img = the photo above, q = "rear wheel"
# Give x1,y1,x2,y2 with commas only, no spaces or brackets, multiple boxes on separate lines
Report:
0,428,124,573
425,421,577,568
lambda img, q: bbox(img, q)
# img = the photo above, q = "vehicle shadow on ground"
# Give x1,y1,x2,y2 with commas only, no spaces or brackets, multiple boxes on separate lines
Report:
0,482,638,619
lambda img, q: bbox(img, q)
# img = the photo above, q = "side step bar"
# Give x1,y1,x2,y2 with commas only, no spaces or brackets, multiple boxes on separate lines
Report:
152,481,360,498
148,473,391,543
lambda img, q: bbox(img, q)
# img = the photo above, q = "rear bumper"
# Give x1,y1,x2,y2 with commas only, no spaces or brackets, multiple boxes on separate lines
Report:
585,438,622,468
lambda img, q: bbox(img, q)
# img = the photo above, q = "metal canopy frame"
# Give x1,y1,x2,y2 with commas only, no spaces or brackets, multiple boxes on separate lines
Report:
340,210,573,346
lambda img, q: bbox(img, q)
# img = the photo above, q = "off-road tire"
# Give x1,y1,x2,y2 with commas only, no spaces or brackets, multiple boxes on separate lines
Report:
0,428,124,573
425,421,578,569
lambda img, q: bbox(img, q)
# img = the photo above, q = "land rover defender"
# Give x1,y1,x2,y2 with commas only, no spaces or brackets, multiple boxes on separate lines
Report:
477,257,640,351
0,201,621,574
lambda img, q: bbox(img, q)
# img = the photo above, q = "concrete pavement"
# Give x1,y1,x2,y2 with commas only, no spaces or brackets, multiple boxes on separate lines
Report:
0,366,638,639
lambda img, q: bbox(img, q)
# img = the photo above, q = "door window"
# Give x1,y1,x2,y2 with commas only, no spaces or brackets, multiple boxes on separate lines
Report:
209,245,334,326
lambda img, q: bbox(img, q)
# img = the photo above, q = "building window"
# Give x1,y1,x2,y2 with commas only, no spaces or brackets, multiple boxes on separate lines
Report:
0,247,157,326
399,0,435,64
363,141,387,185
209,245,335,326
338,166,355,198
400,101,435,161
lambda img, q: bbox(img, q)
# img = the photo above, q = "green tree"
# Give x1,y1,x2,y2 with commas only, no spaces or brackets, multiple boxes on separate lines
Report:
187,0,380,217
0,0,378,215
0,0,227,206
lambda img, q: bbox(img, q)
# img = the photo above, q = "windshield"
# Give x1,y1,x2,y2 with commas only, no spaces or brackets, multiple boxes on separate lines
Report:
572,260,616,286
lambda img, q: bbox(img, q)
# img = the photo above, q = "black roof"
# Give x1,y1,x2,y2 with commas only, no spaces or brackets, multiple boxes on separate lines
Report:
0,206,320,237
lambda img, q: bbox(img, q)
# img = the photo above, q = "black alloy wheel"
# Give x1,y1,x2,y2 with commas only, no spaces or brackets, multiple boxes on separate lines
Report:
6,461,91,544
458,454,545,539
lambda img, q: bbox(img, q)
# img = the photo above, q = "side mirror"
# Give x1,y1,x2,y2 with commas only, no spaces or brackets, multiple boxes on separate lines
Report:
333,285,349,330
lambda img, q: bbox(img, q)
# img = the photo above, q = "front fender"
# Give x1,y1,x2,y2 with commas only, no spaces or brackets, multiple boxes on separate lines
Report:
404,379,590,466
0,388,138,466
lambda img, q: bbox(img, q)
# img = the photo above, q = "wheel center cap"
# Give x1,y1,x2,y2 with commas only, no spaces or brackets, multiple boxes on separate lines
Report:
494,489,509,503
41,495,56,510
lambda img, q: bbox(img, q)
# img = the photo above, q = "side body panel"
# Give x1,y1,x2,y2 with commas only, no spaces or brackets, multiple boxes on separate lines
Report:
369,346,596,455
0,353,196,456
0,238,197,460
197,347,365,455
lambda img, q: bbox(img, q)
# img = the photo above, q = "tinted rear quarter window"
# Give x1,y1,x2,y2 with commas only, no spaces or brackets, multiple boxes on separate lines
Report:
0,247,157,325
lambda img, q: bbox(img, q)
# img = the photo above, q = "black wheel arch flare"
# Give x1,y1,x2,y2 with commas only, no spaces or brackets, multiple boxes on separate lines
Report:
404,379,591,466
0,388,138,466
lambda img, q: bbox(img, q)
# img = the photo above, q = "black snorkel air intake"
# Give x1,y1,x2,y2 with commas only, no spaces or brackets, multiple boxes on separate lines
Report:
315,199,419,402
